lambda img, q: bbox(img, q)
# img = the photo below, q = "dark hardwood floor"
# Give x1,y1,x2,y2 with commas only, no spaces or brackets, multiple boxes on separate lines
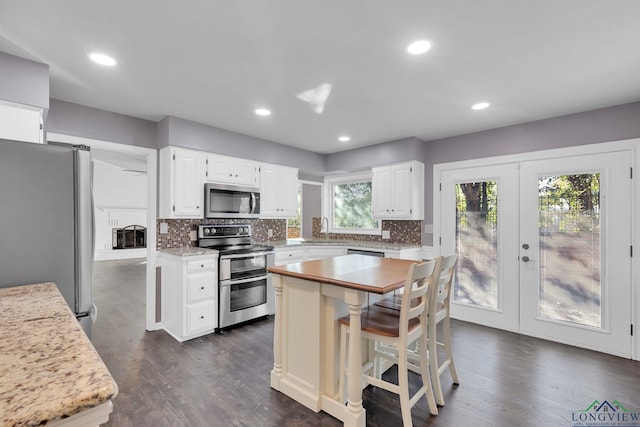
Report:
91,258,640,427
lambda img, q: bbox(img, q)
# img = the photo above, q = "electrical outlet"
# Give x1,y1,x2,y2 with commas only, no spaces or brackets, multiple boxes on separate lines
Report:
190,230,197,241
160,222,169,234
382,230,390,240
268,229,273,238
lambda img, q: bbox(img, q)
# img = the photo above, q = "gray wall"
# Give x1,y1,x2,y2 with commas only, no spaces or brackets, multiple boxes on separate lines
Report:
325,137,426,173
420,101,640,245
46,99,157,149
302,183,322,238
0,52,49,109
158,116,326,176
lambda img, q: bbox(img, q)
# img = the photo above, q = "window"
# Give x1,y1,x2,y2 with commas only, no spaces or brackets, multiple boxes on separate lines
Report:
287,185,302,239
325,173,380,235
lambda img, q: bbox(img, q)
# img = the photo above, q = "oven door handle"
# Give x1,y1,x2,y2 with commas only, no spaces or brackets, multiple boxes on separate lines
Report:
220,251,274,260
220,275,269,287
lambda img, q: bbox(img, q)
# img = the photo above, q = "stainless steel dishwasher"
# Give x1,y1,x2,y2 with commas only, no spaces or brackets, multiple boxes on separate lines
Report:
346,248,385,257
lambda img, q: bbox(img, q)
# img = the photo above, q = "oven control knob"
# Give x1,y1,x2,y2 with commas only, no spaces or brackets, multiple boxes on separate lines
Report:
204,228,210,235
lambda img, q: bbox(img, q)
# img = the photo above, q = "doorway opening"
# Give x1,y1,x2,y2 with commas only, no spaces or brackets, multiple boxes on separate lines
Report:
47,133,158,332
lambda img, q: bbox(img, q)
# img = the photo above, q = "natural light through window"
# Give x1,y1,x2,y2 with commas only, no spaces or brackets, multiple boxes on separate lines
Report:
325,173,379,235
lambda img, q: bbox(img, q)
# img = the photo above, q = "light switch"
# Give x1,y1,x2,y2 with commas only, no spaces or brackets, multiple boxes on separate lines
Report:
424,224,433,233
382,230,390,240
160,222,169,234
268,229,273,238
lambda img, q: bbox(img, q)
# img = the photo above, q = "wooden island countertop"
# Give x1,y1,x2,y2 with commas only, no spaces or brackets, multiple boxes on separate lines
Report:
267,254,419,294
0,282,118,427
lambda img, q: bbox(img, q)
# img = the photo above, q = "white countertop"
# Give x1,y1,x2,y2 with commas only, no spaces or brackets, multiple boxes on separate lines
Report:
159,247,219,258
258,239,421,251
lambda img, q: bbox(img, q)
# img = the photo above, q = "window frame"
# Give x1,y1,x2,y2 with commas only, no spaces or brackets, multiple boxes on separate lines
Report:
324,172,381,236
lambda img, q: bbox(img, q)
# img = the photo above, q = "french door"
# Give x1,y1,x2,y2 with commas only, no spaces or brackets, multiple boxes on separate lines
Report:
440,151,632,357
440,164,519,331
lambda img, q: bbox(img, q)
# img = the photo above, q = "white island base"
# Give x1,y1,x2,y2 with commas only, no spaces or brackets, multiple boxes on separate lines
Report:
270,274,367,427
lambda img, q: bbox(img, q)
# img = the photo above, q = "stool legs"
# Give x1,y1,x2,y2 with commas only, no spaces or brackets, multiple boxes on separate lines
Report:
443,315,459,385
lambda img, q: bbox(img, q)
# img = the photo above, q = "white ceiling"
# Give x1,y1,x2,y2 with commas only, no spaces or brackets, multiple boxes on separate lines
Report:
1,1,639,154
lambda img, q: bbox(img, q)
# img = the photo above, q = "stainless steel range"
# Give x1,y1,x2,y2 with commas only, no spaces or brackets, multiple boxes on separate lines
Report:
198,224,275,329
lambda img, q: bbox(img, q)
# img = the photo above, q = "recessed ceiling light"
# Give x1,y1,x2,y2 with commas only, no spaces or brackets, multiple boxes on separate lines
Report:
407,40,431,55
254,108,271,116
471,102,490,110
338,136,351,142
88,52,116,66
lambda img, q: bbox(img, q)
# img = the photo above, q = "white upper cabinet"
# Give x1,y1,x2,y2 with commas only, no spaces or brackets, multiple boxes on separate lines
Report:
372,161,424,220
159,147,206,218
206,153,260,187
260,163,298,218
0,100,43,143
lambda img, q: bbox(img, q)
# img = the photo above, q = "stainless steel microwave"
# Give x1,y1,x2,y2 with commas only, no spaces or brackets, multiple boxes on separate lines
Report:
204,183,261,218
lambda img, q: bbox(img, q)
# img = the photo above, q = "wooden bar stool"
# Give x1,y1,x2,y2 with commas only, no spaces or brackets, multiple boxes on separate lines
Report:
337,259,441,426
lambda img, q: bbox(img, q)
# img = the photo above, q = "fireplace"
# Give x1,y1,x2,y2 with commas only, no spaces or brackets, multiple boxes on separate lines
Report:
112,225,147,249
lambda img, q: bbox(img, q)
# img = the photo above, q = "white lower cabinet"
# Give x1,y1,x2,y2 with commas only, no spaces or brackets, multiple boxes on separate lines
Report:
306,247,347,261
160,253,218,341
275,246,347,265
274,245,421,265
275,247,306,265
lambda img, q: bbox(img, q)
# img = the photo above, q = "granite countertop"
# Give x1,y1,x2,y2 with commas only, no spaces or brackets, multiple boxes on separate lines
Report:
159,247,219,257
0,283,118,427
258,239,422,251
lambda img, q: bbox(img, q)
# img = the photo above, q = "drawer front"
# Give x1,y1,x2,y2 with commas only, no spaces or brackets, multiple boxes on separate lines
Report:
187,301,217,333
187,258,217,273
307,247,346,260
275,249,305,265
187,274,217,303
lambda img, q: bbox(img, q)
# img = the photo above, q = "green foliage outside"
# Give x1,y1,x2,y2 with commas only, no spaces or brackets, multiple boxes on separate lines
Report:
455,174,600,232
538,174,600,232
287,190,301,229
333,181,378,230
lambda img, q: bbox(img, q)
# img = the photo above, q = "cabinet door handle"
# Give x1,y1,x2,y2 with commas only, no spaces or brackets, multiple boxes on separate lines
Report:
200,315,204,319
201,286,205,290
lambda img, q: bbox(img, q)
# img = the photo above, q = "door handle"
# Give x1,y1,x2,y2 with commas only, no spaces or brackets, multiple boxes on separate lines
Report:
522,256,535,262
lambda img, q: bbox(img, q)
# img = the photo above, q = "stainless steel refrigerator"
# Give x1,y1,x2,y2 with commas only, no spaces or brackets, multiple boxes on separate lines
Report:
0,139,95,337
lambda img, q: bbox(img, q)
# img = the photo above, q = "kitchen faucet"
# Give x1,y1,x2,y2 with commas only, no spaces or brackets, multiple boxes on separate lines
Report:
321,216,329,241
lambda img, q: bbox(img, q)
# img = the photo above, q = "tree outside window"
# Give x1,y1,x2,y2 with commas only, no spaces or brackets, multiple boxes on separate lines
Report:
326,174,379,234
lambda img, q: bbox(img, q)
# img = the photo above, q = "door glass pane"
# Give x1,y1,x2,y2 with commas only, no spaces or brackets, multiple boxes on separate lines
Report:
454,181,498,309
538,173,601,327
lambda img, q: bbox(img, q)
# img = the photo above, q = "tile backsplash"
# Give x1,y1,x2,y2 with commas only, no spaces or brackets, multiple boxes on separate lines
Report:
311,217,422,245
156,218,287,250
156,217,421,250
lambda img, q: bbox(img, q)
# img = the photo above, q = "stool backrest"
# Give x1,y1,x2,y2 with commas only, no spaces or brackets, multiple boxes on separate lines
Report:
431,254,457,322
399,258,441,335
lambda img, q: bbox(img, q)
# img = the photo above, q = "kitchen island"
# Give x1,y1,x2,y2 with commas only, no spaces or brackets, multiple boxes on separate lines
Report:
0,283,118,427
267,254,418,427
